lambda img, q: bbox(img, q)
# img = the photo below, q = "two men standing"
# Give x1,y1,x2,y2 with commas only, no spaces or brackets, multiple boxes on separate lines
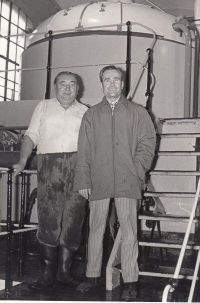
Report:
14,65,156,301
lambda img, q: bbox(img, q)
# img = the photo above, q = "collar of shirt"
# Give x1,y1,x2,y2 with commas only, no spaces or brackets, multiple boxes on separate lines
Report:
56,98,77,109
107,96,121,106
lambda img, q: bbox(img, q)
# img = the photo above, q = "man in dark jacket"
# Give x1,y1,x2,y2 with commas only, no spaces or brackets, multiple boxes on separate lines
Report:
74,65,156,300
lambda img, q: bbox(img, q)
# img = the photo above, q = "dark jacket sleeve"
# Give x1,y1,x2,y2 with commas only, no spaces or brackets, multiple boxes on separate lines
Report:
133,105,156,184
73,111,92,192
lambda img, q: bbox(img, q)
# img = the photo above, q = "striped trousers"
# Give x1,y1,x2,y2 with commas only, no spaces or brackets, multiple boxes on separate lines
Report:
86,198,140,282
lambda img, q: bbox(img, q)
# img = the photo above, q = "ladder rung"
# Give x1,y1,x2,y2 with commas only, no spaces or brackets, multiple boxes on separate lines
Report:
139,241,200,250
139,271,196,280
159,133,200,138
139,265,198,280
114,264,196,280
149,171,200,176
144,192,196,198
138,214,199,223
157,151,200,156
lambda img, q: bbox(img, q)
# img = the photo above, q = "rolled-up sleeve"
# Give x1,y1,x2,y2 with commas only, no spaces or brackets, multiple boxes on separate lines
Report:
25,101,44,148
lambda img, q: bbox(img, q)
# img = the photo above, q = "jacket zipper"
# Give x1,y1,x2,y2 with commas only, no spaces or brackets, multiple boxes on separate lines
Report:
112,109,115,197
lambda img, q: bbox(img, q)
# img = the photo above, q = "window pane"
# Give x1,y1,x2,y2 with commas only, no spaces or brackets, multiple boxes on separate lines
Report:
10,23,17,43
18,10,26,30
15,70,19,84
0,77,5,87
0,71,6,81
18,28,25,48
0,57,6,71
0,18,9,36
7,62,15,82
9,41,16,61
7,79,14,90
11,4,19,25
0,86,5,97
6,88,13,100
16,45,23,63
2,0,10,20
0,37,8,57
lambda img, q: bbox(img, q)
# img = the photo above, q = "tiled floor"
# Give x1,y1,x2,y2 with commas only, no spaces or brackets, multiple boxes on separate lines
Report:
0,229,199,302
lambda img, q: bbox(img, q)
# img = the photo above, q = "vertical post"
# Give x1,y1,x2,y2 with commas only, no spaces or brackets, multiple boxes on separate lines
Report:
18,173,26,277
45,30,53,100
145,48,152,113
19,173,26,229
125,21,131,97
192,26,200,118
5,167,13,294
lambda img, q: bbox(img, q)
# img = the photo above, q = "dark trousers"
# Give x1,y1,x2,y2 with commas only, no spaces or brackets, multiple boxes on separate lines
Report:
36,152,85,252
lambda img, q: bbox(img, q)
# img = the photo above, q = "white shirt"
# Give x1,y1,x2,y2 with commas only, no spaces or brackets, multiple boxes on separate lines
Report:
25,98,88,154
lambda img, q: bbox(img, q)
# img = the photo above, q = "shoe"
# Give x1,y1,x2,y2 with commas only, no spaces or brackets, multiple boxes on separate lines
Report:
56,245,79,287
28,244,58,290
120,282,137,301
76,277,99,293
56,272,79,287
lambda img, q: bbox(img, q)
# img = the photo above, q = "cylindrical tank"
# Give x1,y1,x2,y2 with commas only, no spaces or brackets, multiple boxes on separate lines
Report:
21,0,192,120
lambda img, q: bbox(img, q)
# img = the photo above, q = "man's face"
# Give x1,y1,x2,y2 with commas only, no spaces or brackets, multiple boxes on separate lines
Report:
100,69,124,102
54,74,78,108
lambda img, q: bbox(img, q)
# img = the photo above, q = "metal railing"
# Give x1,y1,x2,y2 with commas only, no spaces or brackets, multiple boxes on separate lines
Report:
0,167,38,294
162,177,200,302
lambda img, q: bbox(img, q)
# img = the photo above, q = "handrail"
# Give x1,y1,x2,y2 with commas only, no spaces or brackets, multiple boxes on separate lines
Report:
162,177,200,302
127,22,156,101
0,167,37,174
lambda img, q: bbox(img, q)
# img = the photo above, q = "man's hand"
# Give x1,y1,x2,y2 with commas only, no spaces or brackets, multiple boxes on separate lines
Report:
13,162,25,176
79,188,91,200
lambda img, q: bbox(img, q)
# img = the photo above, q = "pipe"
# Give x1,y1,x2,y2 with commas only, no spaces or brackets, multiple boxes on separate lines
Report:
173,22,192,118
145,48,152,112
45,30,53,100
77,2,95,29
194,0,200,34
188,25,200,118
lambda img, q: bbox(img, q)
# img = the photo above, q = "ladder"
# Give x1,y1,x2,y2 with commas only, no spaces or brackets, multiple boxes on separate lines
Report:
106,118,200,301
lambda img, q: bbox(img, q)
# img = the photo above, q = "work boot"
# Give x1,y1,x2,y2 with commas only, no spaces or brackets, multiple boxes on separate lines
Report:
28,243,58,290
76,277,99,293
56,245,79,287
120,282,137,301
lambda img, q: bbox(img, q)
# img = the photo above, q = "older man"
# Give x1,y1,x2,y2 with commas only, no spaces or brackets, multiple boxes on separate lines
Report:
74,65,156,300
13,71,88,290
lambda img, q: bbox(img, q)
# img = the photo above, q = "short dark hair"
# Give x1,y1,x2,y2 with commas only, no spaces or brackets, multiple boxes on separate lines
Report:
99,65,123,82
54,71,78,85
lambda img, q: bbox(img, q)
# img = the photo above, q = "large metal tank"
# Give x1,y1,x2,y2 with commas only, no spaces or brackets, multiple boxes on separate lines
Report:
21,0,190,120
